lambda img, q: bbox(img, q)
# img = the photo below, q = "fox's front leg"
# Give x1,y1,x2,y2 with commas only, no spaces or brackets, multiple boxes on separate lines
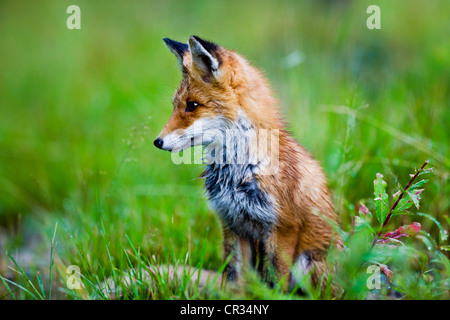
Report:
221,227,241,285
221,227,255,286
262,230,298,288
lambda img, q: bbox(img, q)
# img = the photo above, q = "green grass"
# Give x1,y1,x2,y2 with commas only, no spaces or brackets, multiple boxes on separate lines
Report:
0,0,448,300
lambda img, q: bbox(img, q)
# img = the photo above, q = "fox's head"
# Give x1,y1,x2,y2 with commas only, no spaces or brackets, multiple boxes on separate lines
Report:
154,35,280,153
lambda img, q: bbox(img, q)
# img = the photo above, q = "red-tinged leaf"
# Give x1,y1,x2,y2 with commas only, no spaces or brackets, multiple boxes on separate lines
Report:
407,190,422,209
394,189,424,213
377,222,421,245
380,264,394,283
405,222,421,235
337,240,346,250
370,262,394,283
359,203,370,216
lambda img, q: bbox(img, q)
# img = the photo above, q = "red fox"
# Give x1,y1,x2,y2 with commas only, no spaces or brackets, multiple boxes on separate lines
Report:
154,36,339,290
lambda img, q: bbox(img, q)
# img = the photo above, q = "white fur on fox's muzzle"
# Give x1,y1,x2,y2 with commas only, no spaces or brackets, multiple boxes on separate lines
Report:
159,117,227,152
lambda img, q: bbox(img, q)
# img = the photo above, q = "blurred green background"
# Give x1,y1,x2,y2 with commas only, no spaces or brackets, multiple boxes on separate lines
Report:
0,0,448,297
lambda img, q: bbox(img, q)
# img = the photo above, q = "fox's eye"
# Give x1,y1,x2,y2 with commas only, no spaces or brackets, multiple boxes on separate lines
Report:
186,101,199,112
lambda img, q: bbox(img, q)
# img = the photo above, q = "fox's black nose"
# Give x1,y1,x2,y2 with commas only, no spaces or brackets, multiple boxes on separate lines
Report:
153,138,163,149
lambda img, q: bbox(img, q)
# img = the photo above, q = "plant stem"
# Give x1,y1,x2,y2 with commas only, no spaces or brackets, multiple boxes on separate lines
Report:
370,160,429,248
49,221,58,300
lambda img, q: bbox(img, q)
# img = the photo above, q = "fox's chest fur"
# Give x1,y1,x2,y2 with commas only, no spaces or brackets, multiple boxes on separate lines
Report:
202,112,277,240
203,163,276,240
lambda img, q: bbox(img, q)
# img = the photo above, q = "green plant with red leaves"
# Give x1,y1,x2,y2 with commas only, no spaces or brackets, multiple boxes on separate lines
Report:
329,160,449,299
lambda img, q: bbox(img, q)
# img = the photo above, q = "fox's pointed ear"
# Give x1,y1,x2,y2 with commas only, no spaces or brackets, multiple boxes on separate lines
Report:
188,36,220,81
163,38,189,68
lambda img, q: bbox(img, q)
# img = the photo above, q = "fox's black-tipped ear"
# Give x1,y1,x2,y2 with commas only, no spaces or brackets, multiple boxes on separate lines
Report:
188,35,220,81
163,38,188,67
